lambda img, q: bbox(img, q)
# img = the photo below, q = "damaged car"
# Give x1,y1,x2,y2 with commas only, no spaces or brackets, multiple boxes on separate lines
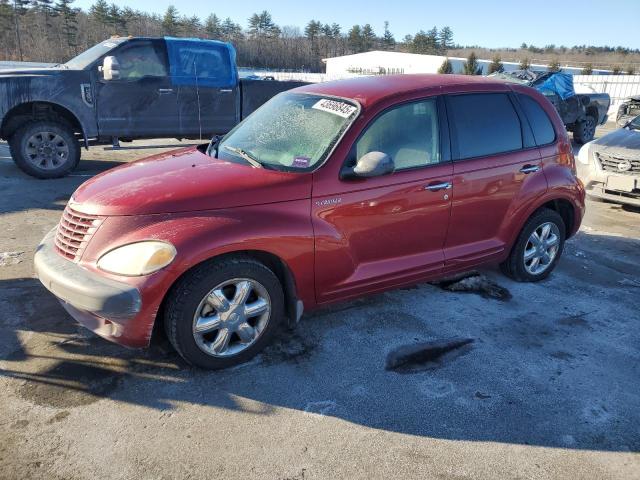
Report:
491,70,610,144
34,75,585,369
577,114,640,207
617,95,640,127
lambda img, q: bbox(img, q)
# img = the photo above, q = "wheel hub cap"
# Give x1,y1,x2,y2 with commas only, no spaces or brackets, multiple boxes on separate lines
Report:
523,222,561,276
25,131,70,170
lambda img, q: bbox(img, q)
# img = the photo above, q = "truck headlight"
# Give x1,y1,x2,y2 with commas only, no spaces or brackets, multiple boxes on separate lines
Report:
97,241,176,276
577,143,592,165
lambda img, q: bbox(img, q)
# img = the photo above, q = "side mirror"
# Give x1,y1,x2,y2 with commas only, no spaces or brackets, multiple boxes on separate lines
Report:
342,151,394,179
101,56,120,81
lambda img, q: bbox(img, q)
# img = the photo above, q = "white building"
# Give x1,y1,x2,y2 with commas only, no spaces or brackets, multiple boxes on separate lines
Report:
322,51,611,78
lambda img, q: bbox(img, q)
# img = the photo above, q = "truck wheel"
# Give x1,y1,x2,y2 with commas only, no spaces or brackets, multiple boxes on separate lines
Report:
573,115,596,144
164,256,285,369
500,209,566,282
9,120,80,178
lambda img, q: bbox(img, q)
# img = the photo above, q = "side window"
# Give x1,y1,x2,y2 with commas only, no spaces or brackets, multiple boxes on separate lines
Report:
356,99,440,170
115,43,168,81
166,40,236,88
518,94,556,145
448,93,523,159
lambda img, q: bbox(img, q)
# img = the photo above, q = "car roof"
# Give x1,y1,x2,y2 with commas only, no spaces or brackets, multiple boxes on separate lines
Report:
295,74,507,109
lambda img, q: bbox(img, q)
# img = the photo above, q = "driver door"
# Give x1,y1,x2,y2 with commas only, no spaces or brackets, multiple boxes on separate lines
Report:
96,39,179,137
312,97,453,303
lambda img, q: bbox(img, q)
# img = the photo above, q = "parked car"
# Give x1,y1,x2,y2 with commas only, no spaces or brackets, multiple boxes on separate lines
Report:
617,95,640,127
34,74,585,369
577,114,640,207
0,37,306,179
491,70,610,144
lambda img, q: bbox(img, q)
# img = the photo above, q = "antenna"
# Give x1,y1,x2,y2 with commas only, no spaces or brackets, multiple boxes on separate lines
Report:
194,60,202,141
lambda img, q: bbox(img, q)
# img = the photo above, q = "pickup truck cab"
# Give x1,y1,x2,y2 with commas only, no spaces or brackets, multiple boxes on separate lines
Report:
34,75,585,369
0,37,304,178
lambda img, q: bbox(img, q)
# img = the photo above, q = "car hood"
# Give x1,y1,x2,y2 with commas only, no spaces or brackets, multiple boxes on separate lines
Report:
0,66,70,77
70,147,313,216
592,128,640,157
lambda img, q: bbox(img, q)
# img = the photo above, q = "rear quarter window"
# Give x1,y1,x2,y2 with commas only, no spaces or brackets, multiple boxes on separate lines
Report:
447,93,523,160
518,94,556,145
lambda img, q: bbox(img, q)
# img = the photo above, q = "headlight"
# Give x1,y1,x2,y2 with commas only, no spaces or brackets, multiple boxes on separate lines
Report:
577,142,592,165
97,241,176,276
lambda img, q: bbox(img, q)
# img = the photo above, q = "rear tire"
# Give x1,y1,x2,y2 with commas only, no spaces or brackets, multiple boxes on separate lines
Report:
9,120,80,178
573,115,596,144
500,209,566,282
164,256,285,369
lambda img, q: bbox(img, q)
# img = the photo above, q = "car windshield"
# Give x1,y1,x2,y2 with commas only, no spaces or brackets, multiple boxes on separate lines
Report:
216,93,359,171
65,39,126,69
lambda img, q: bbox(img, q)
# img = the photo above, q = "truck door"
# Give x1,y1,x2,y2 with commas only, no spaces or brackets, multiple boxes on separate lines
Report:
165,38,239,138
95,39,178,137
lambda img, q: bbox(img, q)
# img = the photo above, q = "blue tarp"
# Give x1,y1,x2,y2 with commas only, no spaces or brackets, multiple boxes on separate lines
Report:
164,37,238,88
535,73,575,100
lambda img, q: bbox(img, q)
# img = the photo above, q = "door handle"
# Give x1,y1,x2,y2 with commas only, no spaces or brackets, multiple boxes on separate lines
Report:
158,88,174,94
520,164,541,174
219,88,233,93
425,181,452,192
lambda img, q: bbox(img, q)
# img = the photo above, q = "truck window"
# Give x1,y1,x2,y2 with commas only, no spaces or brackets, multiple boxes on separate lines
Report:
518,94,556,145
356,99,440,170
115,43,168,80
447,93,523,160
166,39,236,88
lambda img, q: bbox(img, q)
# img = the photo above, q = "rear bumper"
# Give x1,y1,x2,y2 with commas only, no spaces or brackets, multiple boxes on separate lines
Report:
34,228,148,347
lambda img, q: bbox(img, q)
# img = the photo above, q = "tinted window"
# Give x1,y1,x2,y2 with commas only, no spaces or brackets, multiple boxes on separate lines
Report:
166,39,236,88
518,94,556,145
115,42,168,80
356,99,440,170
448,93,522,159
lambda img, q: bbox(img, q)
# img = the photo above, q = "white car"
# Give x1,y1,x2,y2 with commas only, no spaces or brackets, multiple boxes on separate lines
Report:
577,115,640,207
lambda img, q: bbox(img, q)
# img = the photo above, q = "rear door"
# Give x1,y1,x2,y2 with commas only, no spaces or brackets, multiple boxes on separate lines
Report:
165,39,239,138
95,39,178,137
313,97,453,303
443,91,547,268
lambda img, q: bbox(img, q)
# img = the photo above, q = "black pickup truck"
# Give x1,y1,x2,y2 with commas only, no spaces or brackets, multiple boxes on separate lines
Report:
491,70,610,144
0,37,306,178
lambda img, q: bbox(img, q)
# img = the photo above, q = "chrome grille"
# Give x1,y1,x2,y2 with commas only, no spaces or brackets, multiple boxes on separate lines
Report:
597,152,640,175
54,206,104,262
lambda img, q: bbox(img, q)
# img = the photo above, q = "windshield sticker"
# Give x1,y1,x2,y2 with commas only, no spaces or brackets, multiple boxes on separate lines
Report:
312,99,357,118
292,156,311,168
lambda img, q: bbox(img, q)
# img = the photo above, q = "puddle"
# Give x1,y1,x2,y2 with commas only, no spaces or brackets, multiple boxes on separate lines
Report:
433,272,511,301
386,337,474,373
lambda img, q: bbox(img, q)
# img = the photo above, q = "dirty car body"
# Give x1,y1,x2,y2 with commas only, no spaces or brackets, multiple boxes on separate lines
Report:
34,74,585,369
577,114,640,207
0,37,306,178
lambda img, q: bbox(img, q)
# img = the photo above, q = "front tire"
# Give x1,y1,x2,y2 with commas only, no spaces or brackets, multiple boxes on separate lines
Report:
9,120,80,178
500,209,566,282
573,115,596,144
164,256,285,369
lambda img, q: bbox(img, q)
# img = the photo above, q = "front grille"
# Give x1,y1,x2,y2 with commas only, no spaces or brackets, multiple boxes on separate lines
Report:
597,152,640,175
54,206,104,262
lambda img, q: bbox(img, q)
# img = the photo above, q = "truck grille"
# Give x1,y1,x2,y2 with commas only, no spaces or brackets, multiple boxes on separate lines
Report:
597,152,640,175
54,206,104,262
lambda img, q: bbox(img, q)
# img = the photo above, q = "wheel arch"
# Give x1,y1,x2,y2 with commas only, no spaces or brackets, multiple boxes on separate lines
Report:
152,249,302,345
1,101,88,147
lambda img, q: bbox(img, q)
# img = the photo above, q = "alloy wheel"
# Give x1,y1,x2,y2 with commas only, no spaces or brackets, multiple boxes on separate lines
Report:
523,222,561,276
25,131,70,170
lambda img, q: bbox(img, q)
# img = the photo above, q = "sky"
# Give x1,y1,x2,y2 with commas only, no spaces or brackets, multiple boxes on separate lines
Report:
74,0,639,49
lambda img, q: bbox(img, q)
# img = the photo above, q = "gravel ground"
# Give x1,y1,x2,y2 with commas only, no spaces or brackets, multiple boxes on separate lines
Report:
0,128,638,480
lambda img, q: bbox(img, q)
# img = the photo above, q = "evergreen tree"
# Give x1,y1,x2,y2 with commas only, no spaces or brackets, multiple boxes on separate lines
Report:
204,13,222,39
221,17,242,41
439,26,453,50
438,57,453,74
361,24,375,51
12,0,30,60
463,51,482,75
427,26,439,52
519,57,530,70
34,0,57,39
248,10,279,38
382,21,395,50
547,58,561,72
411,30,438,55
56,0,78,55
581,63,593,75
487,55,504,74
162,5,180,35
347,25,362,53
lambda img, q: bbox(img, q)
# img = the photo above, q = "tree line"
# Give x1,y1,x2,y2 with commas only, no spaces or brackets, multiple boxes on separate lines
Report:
0,1,637,74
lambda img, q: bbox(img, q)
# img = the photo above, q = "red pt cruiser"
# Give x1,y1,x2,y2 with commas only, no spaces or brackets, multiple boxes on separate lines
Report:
35,75,585,369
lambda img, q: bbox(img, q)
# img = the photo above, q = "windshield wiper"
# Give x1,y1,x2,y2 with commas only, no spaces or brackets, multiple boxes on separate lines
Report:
223,145,264,169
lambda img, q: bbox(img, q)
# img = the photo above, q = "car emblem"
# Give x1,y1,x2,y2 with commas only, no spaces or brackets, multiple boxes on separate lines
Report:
617,160,632,172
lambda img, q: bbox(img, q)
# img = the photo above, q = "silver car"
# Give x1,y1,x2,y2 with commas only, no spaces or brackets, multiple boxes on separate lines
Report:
577,115,640,207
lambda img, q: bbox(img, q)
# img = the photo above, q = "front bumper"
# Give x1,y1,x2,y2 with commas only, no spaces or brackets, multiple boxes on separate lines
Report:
577,163,640,207
34,228,144,345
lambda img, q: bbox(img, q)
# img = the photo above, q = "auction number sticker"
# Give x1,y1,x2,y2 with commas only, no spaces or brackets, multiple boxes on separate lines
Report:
312,99,357,118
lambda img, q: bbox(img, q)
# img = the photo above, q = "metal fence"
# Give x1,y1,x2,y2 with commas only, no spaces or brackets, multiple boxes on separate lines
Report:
573,75,640,116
